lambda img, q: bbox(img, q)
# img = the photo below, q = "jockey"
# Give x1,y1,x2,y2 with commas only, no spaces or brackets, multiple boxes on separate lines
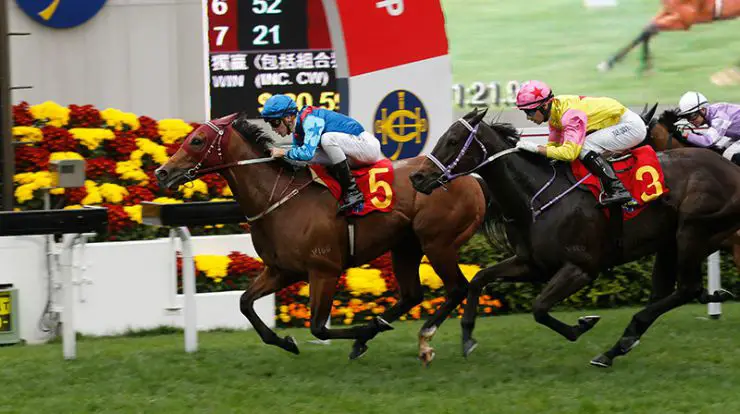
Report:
260,94,385,214
676,91,740,165
514,80,647,206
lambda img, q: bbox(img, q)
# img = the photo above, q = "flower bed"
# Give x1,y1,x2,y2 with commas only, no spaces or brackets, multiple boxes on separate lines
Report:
177,251,502,328
11,101,246,241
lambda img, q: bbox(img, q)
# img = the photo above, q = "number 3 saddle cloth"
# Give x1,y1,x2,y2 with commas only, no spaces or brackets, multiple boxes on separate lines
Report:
310,159,395,217
571,145,669,220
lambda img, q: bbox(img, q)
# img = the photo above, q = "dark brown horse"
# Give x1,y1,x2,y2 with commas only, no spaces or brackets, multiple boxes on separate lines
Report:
641,104,740,271
597,0,740,74
154,113,487,364
409,108,740,368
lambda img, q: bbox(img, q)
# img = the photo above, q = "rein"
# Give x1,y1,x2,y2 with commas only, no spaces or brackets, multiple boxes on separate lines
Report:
185,120,311,223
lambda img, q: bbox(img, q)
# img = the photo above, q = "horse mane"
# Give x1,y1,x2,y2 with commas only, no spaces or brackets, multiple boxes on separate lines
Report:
231,112,275,156
652,109,695,147
485,120,520,143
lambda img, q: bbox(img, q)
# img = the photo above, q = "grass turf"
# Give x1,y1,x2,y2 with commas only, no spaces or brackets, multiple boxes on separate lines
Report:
443,0,740,107
2,303,739,413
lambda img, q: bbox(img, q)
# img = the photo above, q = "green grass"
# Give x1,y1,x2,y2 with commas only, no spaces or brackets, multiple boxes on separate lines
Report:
2,303,740,413
443,0,740,106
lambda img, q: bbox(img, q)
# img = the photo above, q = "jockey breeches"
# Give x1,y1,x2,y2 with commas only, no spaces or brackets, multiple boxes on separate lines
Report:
722,140,740,162
313,131,385,167
581,109,647,157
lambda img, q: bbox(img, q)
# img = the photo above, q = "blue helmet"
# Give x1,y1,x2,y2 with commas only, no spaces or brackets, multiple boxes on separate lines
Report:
260,94,298,119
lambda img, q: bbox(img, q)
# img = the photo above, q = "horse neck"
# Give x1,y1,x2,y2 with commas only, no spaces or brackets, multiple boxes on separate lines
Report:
478,124,558,221
219,138,302,220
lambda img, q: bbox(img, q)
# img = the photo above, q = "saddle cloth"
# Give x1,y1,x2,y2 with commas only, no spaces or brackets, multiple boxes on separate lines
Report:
571,145,669,220
310,159,395,217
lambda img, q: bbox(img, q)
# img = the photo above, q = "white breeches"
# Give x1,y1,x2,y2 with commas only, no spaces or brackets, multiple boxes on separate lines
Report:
722,139,740,161
580,109,647,157
312,131,385,167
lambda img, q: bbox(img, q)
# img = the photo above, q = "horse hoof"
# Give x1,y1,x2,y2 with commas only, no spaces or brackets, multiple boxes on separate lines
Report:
590,354,613,368
374,316,394,333
419,349,436,367
578,315,601,333
462,338,478,358
349,342,368,360
283,335,300,355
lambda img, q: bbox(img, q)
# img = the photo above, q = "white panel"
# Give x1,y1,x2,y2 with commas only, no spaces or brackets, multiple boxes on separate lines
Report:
348,55,453,156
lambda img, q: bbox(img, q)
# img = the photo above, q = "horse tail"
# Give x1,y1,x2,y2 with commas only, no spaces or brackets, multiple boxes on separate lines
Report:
471,173,515,256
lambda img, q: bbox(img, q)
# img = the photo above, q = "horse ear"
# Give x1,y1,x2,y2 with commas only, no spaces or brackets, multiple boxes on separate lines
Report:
646,103,659,123
471,107,489,124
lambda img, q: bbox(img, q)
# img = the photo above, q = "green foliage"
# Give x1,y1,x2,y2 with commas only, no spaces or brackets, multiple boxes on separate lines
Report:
458,233,740,313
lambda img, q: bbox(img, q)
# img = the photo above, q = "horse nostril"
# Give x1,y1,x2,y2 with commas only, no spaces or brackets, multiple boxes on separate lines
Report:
155,168,168,180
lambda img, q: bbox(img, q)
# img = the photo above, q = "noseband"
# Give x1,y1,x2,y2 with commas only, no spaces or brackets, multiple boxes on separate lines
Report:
426,118,519,185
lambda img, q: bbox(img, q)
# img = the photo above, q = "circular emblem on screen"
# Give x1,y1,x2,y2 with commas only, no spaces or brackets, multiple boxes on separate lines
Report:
15,0,107,29
373,90,429,160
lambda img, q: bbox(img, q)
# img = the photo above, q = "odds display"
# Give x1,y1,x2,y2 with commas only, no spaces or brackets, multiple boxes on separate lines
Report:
206,0,339,118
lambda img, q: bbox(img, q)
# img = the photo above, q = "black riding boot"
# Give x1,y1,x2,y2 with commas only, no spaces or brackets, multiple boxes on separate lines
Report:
732,153,740,167
328,160,365,214
582,151,633,206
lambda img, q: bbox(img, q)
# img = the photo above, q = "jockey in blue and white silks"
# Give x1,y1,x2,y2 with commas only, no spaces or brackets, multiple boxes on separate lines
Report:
260,94,384,214
677,91,740,166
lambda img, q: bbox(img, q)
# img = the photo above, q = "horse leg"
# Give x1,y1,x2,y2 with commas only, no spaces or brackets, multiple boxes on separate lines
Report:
648,241,678,304
349,239,424,360
598,23,658,72
416,247,470,366
639,32,655,74
461,256,538,357
307,270,391,348
239,267,302,354
531,262,600,342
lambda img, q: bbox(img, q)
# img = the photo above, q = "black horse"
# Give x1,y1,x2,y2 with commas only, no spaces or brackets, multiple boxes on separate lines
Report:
409,108,740,368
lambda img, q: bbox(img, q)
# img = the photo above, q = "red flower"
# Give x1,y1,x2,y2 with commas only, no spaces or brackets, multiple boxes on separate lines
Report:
226,251,265,277
14,146,50,172
165,143,181,156
124,185,155,204
12,101,33,126
104,204,137,233
40,126,78,152
86,157,117,180
65,187,88,205
200,173,227,196
68,104,102,128
369,252,397,291
105,130,137,160
137,116,159,140
189,122,202,131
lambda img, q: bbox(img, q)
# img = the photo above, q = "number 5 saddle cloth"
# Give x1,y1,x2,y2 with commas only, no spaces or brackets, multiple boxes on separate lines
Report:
310,159,395,217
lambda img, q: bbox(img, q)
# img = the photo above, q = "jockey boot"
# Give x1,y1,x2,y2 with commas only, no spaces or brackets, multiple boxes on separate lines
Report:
328,160,365,214
582,151,633,206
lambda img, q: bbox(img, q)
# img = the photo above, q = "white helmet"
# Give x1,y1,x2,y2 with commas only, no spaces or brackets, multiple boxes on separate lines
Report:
677,91,708,117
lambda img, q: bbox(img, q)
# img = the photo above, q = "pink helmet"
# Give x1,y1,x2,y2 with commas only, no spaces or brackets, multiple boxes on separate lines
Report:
516,80,554,109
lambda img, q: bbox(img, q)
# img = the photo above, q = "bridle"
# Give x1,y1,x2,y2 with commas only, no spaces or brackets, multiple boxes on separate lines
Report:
179,120,310,222
183,120,274,181
425,117,519,185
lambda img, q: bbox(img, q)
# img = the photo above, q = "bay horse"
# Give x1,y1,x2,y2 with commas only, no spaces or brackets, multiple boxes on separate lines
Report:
597,0,740,74
154,113,488,365
640,104,740,271
409,108,740,368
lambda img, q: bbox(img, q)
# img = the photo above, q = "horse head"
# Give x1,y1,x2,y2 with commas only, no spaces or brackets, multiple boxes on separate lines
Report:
641,106,691,151
155,113,274,189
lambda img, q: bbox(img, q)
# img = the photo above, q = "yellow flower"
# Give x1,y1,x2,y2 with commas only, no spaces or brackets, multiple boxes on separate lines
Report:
222,185,233,197
279,314,291,323
194,255,231,281
12,126,43,143
345,268,387,296
12,171,56,203
298,284,310,297
178,179,208,199
151,197,182,204
123,205,143,223
98,183,129,204
68,128,115,150
13,172,38,185
14,184,36,203
459,264,482,282
81,180,102,205
210,197,233,202
49,152,84,162
158,119,194,144
29,101,70,127
115,160,148,183
64,205,83,210
100,108,140,131
50,187,65,195
135,138,169,165
419,264,444,290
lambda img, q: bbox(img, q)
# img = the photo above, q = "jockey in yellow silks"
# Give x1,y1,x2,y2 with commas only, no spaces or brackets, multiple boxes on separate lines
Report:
514,80,647,206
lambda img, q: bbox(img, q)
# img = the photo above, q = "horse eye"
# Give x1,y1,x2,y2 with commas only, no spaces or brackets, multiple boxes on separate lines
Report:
191,137,203,146
448,139,459,146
